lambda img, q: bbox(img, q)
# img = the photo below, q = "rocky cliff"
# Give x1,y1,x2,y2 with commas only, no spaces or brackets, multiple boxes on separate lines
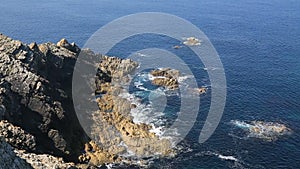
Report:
0,34,175,168
0,33,87,162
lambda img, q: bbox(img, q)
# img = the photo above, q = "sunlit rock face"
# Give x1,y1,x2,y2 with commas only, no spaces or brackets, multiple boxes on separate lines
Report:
80,56,174,166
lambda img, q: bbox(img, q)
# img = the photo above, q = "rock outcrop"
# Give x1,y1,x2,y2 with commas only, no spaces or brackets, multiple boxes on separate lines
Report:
77,57,174,166
0,137,32,169
0,33,175,168
150,68,180,90
15,149,77,169
0,120,36,151
0,33,87,161
231,120,292,141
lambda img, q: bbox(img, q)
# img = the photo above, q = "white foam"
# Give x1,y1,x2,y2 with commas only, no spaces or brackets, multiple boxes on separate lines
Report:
212,152,239,162
136,52,147,57
178,75,193,83
218,154,238,162
231,120,252,129
148,74,167,81
149,125,164,137
203,67,220,71
105,164,113,169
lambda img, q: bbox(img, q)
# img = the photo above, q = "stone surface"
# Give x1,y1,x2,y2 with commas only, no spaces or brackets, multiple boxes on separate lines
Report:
150,68,180,90
0,120,36,151
15,150,77,169
0,138,32,169
0,33,176,168
0,33,87,161
231,120,292,141
76,57,175,166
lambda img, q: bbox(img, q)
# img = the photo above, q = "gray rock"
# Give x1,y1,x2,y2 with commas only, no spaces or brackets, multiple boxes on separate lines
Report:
0,120,36,151
0,138,33,169
0,105,5,120
0,33,87,161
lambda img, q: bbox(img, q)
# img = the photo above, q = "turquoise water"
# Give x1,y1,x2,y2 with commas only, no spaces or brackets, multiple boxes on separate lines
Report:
1,0,300,168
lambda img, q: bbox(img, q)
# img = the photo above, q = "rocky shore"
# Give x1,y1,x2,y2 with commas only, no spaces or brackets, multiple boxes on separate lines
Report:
0,34,175,168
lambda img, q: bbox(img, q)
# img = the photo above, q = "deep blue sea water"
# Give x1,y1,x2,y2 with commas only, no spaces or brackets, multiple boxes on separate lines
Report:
1,0,300,168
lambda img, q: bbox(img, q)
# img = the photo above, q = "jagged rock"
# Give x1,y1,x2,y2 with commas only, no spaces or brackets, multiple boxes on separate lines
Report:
0,138,32,169
0,34,87,161
0,105,5,120
231,120,292,141
99,56,139,80
84,56,174,166
0,120,36,151
78,141,120,166
0,33,176,168
15,150,77,169
57,38,80,53
150,68,179,90
28,42,38,50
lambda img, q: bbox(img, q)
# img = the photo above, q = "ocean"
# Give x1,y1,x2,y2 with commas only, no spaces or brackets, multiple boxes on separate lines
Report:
1,0,300,168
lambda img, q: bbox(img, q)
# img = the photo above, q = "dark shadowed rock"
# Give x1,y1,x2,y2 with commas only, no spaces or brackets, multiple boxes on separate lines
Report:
0,33,87,161
0,120,36,151
0,137,33,169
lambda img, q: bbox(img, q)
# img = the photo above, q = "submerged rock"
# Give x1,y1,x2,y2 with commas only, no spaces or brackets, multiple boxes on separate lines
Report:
231,120,292,141
183,37,201,46
173,45,182,49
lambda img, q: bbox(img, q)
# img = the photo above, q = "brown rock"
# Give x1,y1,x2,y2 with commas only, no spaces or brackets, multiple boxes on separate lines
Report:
150,68,180,90
198,87,207,94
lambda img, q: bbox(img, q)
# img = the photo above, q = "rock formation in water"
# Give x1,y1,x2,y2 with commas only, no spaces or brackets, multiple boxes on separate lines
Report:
231,120,292,141
150,68,180,90
183,37,201,46
0,33,175,168
78,56,174,166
